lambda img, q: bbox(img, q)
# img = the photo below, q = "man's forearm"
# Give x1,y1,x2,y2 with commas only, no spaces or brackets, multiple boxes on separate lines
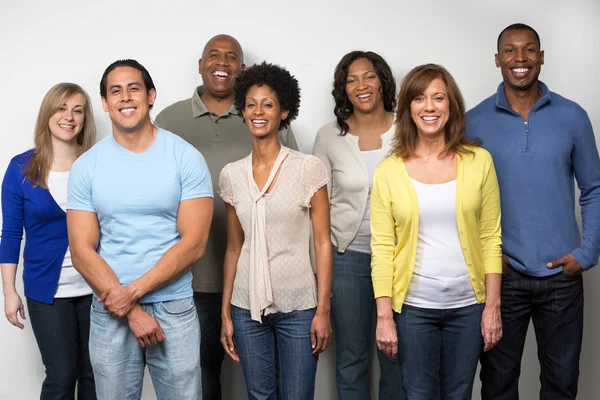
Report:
72,247,120,295
128,237,206,301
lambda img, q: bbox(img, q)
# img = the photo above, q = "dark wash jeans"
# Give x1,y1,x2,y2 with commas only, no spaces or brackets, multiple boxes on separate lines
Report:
480,267,583,400
27,295,96,400
395,303,484,400
194,292,225,400
231,305,318,400
331,248,404,400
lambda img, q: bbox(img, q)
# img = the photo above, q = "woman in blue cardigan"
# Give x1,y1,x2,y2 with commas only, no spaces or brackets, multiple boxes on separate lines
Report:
0,83,97,399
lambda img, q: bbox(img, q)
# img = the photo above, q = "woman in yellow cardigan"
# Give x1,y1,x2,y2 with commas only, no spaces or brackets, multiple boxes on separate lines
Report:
371,64,502,399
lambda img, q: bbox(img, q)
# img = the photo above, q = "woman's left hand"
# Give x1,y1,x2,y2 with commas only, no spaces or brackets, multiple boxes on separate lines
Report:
310,311,332,355
481,303,502,351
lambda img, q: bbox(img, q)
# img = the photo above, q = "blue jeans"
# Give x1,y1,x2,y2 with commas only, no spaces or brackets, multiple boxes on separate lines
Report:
89,297,201,400
480,267,583,400
194,292,225,400
395,303,484,400
331,248,404,400
27,295,96,400
231,305,318,400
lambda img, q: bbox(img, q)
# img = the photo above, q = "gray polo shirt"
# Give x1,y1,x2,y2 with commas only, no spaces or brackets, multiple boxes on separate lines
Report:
155,86,298,293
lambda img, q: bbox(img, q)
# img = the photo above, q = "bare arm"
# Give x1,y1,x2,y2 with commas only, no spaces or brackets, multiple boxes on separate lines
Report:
1,263,25,329
309,186,333,354
221,203,244,362
67,209,121,294
482,273,502,351
375,296,397,358
102,197,214,317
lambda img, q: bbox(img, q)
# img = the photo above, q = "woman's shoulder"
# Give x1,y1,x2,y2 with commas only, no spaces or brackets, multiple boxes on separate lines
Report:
7,149,34,173
462,146,493,165
315,121,344,144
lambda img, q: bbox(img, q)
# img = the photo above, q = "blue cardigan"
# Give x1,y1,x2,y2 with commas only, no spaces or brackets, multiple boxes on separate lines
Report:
0,150,69,304
466,82,600,276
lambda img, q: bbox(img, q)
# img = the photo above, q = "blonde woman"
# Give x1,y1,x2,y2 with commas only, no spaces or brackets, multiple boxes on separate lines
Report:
0,83,97,399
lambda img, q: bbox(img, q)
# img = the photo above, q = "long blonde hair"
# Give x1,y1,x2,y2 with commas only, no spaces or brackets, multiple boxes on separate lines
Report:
24,83,96,188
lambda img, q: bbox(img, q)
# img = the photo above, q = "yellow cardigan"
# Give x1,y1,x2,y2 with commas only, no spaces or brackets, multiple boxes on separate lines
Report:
370,147,502,313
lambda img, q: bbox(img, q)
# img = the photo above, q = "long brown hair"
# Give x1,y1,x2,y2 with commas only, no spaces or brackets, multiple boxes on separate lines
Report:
332,51,397,135
391,64,479,159
24,83,96,188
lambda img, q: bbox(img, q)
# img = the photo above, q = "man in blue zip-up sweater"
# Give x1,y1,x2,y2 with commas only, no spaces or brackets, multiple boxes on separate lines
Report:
467,23,600,399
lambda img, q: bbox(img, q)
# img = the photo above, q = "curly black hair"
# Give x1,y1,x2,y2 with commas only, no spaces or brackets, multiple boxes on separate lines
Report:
332,51,397,135
234,61,300,131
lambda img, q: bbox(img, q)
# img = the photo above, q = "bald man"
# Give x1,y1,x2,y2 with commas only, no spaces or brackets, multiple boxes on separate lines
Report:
155,34,298,399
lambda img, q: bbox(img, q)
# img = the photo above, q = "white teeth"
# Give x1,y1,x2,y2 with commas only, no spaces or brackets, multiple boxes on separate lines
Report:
58,124,74,129
121,108,135,114
213,71,229,77
512,68,529,73
358,94,371,99
252,119,267,124
422,116,438,121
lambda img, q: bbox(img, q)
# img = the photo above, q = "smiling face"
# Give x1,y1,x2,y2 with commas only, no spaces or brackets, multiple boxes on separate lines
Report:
345,58,383,114
495,28,544,92
199,36,245,99
242,84,288,139
410,77,450,139
48,93,86,144
101,66,155,134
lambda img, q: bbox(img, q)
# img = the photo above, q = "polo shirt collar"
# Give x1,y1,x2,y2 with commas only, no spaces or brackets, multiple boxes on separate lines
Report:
192,85,238,118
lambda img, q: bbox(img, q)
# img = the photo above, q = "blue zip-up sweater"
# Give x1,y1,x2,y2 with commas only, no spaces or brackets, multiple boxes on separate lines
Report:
466,81,600,276
0,150,69,303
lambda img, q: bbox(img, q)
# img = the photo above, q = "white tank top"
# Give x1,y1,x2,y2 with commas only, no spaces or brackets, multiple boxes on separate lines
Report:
48,170,92,298
403,178,477,309
346,148,383,254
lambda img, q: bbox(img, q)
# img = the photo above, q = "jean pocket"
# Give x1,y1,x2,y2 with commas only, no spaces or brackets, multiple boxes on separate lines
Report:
90,298,109,314
158,297,196,315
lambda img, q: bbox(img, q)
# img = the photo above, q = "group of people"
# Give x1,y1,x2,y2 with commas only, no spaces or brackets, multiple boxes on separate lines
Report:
1,22,598,400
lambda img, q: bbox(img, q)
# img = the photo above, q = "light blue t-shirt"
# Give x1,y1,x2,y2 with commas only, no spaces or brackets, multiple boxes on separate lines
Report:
67,128,213,303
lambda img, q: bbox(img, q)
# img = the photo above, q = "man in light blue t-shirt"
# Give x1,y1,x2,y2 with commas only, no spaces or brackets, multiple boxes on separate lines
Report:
67,59,214,400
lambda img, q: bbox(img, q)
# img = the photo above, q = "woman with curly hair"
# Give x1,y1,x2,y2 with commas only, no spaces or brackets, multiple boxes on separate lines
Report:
0,82,97,399
219,62,333,399
312,51,403,399
371,64,502,399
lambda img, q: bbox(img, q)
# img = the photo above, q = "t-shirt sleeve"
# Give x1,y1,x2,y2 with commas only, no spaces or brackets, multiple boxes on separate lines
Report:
301,155,329,207
218,164,234,206
180,145,214,201
67,157,96,212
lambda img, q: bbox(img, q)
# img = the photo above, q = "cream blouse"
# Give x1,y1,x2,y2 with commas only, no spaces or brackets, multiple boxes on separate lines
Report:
219,146,329,322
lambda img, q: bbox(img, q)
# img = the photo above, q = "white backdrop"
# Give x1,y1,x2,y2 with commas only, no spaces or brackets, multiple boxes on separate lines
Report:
1,0,599,399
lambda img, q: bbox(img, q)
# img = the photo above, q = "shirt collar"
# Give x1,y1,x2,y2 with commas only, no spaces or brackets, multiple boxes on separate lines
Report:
192,85,238,118
495,80,551,112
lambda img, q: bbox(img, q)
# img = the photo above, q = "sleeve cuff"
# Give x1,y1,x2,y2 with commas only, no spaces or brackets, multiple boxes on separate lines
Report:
572,248,595,270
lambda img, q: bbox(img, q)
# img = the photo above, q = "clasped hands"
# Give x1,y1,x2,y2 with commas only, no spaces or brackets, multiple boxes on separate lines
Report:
98,284,166,347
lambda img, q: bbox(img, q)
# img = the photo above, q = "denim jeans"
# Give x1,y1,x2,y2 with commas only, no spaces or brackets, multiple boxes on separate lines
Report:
331,248,404,400
231,305,318,400
27,295,96,400
194,292,225,400
480,267,583,400
395,303,484,400
89,297,201,400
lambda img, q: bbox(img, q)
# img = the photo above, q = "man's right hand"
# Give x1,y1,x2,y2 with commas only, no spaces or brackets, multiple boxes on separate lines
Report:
502,254,511,273
127,304,166,347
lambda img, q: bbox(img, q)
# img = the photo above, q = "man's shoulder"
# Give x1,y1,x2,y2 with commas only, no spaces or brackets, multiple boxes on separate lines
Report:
467,93,497,119
155,97,193,122
547,91,588,117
